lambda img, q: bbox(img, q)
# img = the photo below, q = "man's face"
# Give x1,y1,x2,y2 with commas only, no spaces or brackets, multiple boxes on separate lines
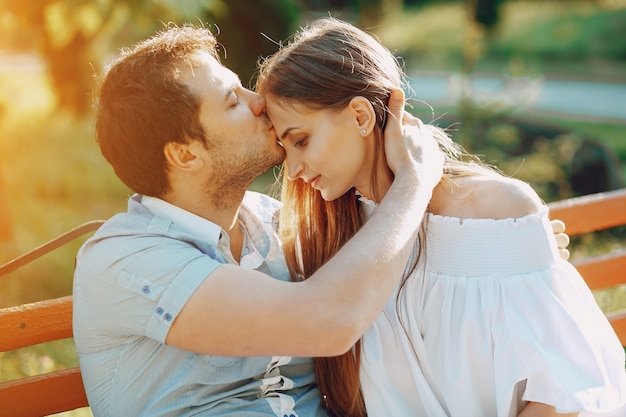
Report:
180,52,285,184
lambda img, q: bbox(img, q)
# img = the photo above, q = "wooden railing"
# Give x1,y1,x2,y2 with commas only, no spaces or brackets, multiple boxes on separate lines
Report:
0,188,624,416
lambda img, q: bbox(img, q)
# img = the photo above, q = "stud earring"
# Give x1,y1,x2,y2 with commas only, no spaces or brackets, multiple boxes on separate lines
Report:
360,129,367,136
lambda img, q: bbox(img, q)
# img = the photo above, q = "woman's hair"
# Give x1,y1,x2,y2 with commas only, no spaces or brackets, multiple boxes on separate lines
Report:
96,24,219,197
257,17,494,417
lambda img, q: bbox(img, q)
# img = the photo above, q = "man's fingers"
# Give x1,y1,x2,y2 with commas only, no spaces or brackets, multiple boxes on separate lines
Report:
555,233,570,251
385,88,405,134
402,110,422,127
550,219,566,234
387,88,405,117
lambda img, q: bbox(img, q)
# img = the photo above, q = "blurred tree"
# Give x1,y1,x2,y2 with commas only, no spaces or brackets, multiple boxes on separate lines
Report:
201,0,300,88
298,0,403,27
475,0,504,31
1,0,300,116
2,0,168,116
458,0,504,151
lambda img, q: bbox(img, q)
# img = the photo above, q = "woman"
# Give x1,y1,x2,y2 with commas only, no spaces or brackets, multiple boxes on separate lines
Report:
256,18,626,417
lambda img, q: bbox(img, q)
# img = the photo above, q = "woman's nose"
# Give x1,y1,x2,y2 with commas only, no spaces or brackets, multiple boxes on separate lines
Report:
285,155,303,181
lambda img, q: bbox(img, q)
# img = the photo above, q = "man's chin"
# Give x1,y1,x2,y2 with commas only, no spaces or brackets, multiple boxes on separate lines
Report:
257,154,285,176
269,146,286,166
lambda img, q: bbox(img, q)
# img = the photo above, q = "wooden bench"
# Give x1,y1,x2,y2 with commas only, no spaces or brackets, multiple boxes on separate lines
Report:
0,220,104,417
0,188,625,416
548,187,626,345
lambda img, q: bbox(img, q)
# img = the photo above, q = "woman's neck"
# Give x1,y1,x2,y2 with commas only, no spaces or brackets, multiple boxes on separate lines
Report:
356,158,394,203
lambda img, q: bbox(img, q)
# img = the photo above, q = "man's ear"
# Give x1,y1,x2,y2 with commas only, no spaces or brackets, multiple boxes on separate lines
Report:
163,141,204,171
348,96,376,136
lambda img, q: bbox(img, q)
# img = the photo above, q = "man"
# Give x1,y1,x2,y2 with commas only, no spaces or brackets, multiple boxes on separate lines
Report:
73,24,443,416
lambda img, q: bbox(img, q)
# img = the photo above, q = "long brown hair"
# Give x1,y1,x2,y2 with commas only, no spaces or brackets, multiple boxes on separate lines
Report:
257,18,405,417
257,17,493,417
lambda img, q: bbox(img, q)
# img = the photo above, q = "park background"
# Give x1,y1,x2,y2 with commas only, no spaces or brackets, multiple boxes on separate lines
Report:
0,1,624,415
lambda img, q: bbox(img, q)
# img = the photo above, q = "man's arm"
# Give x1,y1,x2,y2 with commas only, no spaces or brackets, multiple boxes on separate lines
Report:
167,90,444,357
518,402,578,417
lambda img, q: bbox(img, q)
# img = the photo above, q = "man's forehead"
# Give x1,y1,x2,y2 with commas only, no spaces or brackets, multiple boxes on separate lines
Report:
203,54,238,84
179,52,239,95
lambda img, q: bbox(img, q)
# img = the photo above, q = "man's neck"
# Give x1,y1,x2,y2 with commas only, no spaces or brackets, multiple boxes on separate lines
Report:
162,188,244,234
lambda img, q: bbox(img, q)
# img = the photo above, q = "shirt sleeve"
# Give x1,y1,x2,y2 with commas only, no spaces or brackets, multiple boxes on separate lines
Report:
74,232,223,348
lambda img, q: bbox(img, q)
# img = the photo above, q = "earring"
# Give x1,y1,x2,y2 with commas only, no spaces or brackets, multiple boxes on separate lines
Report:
360,129,367,136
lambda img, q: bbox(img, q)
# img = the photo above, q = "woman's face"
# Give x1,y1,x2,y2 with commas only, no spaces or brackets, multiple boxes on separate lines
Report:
265,96,376,201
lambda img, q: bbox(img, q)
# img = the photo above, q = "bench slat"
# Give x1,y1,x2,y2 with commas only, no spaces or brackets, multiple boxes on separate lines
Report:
548,188,626,236
0,296,73,352
572,250,626,291
607,311,626,347
0,367,88,417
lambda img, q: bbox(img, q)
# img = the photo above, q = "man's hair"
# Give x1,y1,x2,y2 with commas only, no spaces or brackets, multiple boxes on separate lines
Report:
95,24,220,197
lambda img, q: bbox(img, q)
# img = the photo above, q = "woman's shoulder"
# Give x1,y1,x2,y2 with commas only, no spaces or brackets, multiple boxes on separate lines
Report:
431,174,543,220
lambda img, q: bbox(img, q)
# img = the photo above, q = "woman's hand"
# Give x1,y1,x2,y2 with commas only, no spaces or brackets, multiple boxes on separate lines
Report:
383,88,444,194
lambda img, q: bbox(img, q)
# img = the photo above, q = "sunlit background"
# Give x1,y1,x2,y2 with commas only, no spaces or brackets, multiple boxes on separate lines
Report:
0,2,624,415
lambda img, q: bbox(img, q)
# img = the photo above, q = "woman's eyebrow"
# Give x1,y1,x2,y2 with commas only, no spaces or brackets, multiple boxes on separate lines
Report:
280,126,298,140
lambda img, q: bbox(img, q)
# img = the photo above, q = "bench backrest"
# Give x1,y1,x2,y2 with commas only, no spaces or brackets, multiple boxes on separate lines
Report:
548,187,626,345
0,188,625,416
0,220,104,417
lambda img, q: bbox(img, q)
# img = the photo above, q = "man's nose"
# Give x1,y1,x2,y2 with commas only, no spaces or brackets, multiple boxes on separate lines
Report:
248,90,266,117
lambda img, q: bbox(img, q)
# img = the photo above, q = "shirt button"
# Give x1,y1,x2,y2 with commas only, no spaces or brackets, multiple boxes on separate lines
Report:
142,285,150,294
156,307,164,315
164,313,173,321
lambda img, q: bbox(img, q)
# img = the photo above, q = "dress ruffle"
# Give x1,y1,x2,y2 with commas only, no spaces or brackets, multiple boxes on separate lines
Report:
358,202,626,416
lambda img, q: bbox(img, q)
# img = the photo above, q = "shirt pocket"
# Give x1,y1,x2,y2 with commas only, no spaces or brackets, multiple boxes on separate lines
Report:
118,270,166,302
184,353,248,386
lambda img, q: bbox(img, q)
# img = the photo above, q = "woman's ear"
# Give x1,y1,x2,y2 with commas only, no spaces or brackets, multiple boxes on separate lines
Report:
163,141,204,171
348,96,376,136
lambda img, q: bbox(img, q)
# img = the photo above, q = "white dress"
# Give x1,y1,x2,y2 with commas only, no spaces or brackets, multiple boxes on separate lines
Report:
358,199,626,417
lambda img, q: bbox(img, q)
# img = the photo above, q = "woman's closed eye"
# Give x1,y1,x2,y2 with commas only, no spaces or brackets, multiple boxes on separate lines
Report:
293,136,308,148
228,86,242,108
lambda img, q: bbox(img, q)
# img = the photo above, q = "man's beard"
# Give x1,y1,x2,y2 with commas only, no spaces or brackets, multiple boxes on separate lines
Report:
205,143,284,210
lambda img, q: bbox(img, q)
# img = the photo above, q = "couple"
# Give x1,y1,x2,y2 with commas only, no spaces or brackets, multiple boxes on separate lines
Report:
73,18,625,417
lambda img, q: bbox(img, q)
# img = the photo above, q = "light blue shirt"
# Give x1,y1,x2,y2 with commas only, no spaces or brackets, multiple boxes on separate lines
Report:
73,192,327,417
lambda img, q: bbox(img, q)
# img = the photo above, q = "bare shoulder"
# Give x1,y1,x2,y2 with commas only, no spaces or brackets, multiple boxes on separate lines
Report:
432,175,544,220
471,175,543,219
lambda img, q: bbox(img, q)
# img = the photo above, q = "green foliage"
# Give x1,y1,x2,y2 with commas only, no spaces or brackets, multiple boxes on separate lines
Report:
201,0,301,87
0,0,302,115
378,1,626,77
489,7,626,60
377,3,467,70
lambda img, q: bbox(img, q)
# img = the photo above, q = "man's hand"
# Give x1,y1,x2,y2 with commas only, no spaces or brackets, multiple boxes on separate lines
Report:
383,88,444,193
550,219,570,260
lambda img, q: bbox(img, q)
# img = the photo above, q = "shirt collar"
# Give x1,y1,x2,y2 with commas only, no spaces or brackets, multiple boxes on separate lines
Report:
355,191,377,221
141,195,222,246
